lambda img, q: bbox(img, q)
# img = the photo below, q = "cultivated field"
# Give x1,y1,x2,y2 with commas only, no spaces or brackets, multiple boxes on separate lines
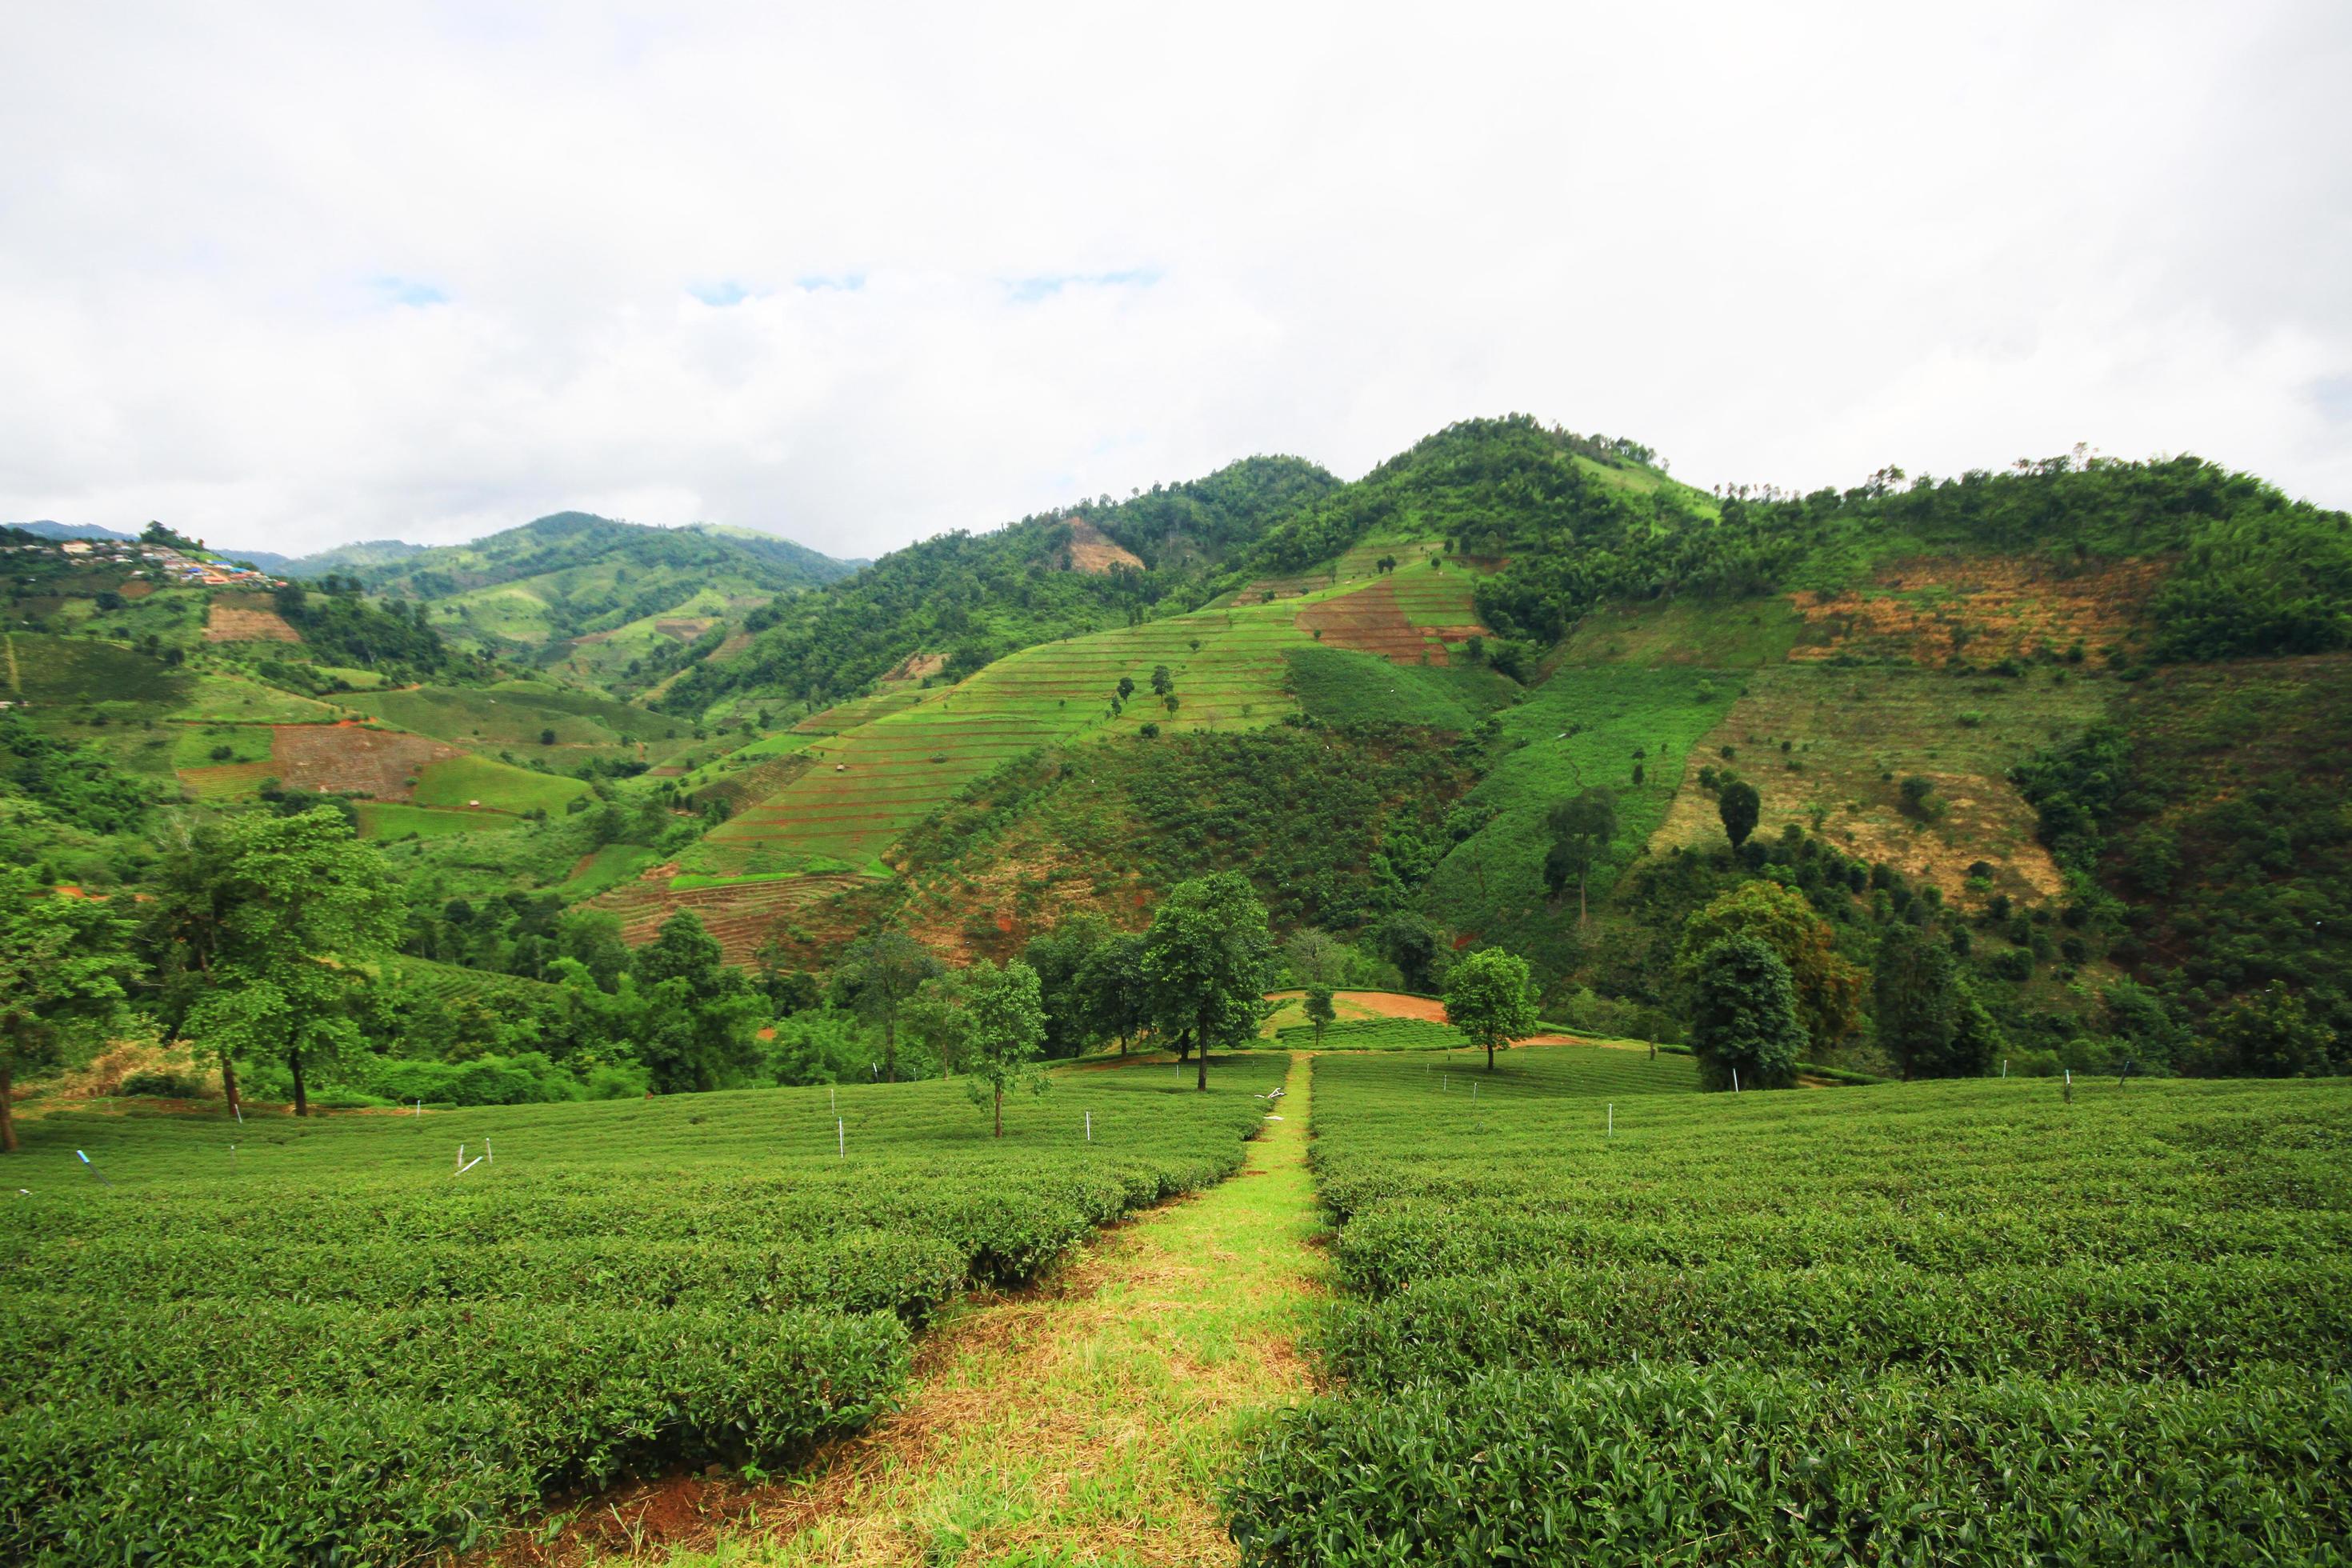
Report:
0,1056,1288,1565
1229,1055,2352,1562
1650,663,2109,898
684,560,1492,882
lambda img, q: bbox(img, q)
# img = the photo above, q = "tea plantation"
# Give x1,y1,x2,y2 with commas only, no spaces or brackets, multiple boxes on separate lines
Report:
0,1054,1286,1564
1228,1050,2352,1564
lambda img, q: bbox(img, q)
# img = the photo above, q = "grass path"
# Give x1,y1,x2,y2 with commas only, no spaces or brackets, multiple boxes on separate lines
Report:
618,1054,1323,1567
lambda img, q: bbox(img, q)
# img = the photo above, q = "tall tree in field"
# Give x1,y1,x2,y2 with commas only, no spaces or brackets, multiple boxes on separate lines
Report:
1443,947,1538,1070
834,931,942,1082
1142,872,1272,1091
1075,932,1150,1054
151,809,400,1117
1676,882,1865,1056
1542,787,1617,925
1874,922,2002,1079
0,867,133,1152
631,911,766,1093
962,959,1049,1136
1303,985,1336,1049
1688,935,1804,1090
1718,779,1762,851
1022,913,1110,1058
1282,927,1352,988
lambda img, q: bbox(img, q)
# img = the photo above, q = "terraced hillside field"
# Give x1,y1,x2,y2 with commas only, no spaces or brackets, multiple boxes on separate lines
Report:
588,870,892,966
677,561,1492,883
1650,663,2109,898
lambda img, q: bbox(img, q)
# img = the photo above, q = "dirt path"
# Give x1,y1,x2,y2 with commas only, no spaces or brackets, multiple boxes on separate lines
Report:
566,1054,1324,1567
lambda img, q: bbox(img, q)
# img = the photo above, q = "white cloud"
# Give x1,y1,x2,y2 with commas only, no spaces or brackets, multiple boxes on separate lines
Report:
1,0,2346,558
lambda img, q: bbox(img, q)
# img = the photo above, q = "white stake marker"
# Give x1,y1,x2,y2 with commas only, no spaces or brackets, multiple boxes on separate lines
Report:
1733,1068,1741,1094
1608,1103,1614,1137
838,1118,845,1158
1085,1111,1092,1142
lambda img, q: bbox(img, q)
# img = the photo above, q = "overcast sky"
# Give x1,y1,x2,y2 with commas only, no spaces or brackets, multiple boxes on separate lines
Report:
3,2,2346,560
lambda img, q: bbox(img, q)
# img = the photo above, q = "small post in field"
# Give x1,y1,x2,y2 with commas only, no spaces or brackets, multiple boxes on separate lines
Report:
1607,1103,1614,1138
837,1118,845,1158
2064,1069,2073,1104
829,1085,836,1114
2001,1059,2008,1079
77,1150,110,1186
1086,1110,1093,1142
455,1143,463,1173
1732,1068,1741,1094
233,1101,243,1126
485,1138,493,1166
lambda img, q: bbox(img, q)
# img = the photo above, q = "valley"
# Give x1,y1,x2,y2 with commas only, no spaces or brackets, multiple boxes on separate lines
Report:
6,418,2351,1564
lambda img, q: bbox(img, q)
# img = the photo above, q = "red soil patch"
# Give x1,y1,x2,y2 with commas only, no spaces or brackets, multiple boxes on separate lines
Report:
1297,579,1482,665
203,597,302,644
1790,554,2166,666
1064,518,1144,574
268,724,459,800
587,872,887,966
883,651,947,682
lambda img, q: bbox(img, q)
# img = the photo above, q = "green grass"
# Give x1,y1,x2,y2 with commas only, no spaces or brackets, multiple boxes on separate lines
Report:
1267,1018,1467,1051
1557,596,1806,666
1227,1058,2352,1564
354,802,517,841
1,1055,1288,1566
2,632,190,706
1284,646,1514,729
554,841,662,898
342,681,682,753
409,752,590,815
167,722,275,769
167,671,344,724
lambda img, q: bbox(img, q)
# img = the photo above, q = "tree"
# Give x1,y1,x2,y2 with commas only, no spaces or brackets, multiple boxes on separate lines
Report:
1676,882,1865,1056
1542,787,1617,925
1116,676,1136,702
1303,985,1336,1048
151,810,401,1117
1873,922,2001,1079
630,911,766,1093
1442,948,1538,1070
1369,910,1447,994
1718,779,1762,850
962,960,1049,1135
834,932,942,1082
1023,914,1110,1058
1142,872,1272,1091
1282,927,1354,988
2205,982,2340,1077
1075,932,1150,1054
556,908,631,992
0,867,133,1152
1688,936,1804,1090
1150,664,1174,697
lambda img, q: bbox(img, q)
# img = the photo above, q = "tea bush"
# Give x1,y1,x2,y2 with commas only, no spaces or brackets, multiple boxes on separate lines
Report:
0,1054,1286,1563
1228,1048,2352,1564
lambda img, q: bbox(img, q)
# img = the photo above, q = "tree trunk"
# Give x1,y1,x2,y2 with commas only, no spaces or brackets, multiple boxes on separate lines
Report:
1578,877,1588,927
1197,1036,1208,1092
220,1051,241,1117
1118,1030,1128,1056
1174,1032,1190,1063
1487,1040,1496,1070
994,1086,1003,1138
0,1063,15,1154
883,1014,897,1083
289,1048,308,1117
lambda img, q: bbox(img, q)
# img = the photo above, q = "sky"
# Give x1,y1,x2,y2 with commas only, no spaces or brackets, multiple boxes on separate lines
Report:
2,1,2347,561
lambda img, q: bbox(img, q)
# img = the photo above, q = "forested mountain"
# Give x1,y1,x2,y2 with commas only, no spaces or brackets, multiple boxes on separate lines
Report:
5,418,2350,1130
664,454,1336,712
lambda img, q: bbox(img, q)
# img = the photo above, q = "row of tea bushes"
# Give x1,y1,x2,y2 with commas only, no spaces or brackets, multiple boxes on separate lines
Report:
0,1055,1288,1564
1226,1046,2352,1564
